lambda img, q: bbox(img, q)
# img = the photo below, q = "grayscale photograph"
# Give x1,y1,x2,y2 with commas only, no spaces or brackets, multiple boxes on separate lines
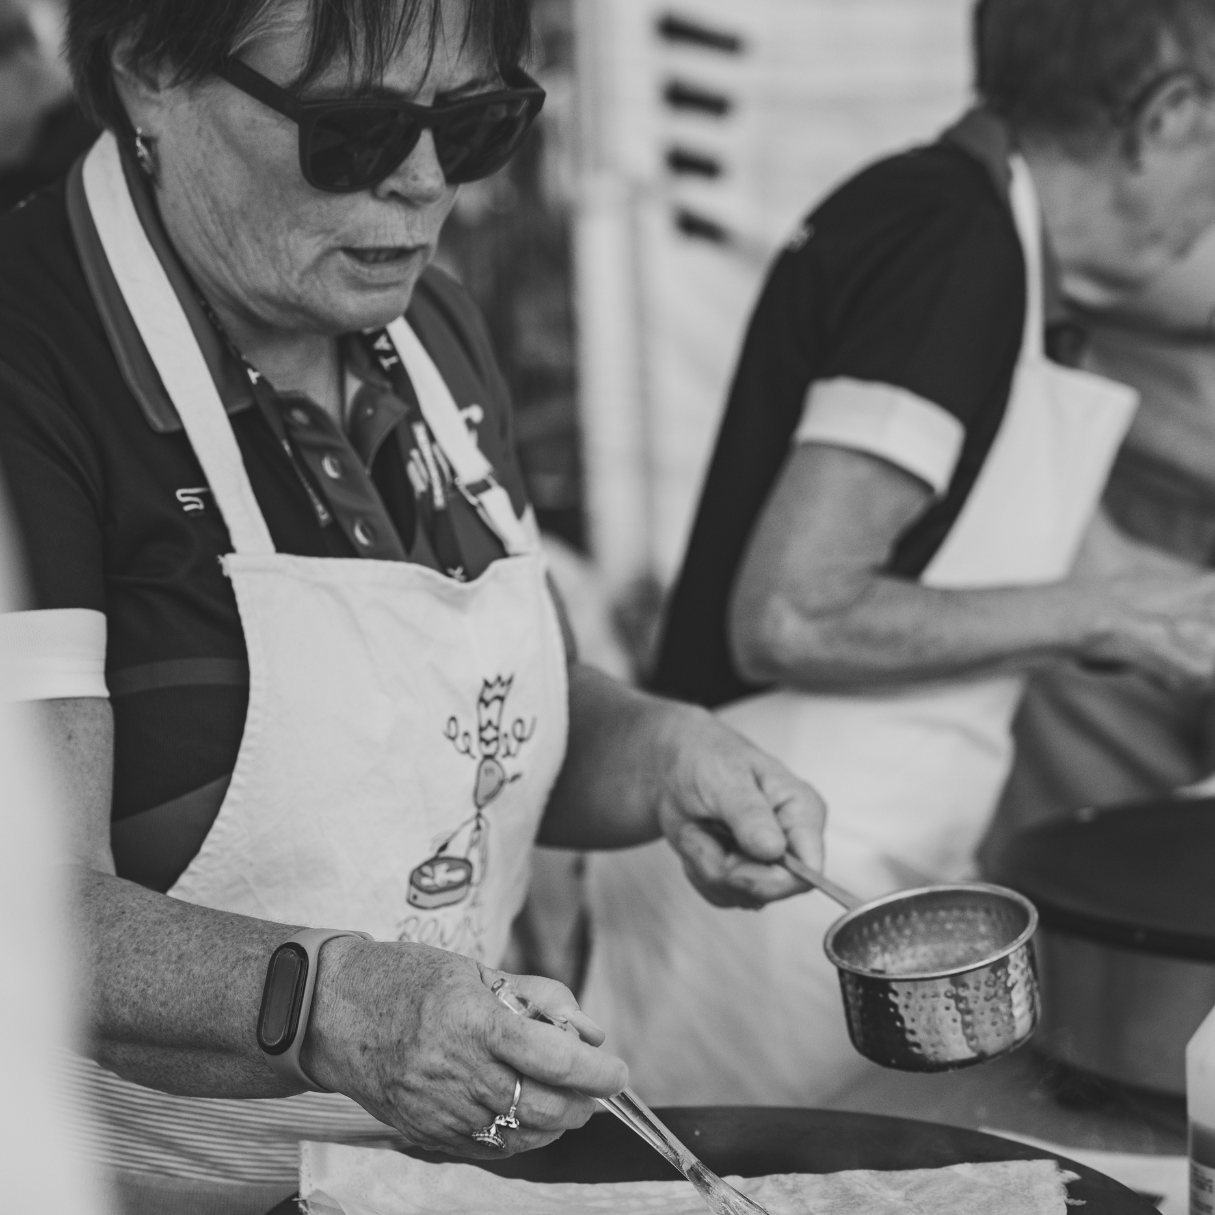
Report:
0,1,1212,1213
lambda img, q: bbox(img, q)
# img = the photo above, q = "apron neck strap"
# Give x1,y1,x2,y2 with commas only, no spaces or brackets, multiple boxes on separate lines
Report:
81,133,276,556
385,317,535,556
1009,155,1047,362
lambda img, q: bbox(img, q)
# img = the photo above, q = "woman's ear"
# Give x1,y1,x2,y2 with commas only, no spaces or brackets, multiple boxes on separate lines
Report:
108,32,173,130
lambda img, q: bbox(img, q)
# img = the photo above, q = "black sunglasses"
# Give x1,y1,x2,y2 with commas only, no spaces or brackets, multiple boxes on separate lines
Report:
215,58,545,194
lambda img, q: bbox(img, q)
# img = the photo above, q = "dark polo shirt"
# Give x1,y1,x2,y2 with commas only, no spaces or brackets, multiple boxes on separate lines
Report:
0,166,532,891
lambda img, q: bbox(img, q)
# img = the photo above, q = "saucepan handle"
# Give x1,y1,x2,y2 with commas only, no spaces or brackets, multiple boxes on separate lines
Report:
780,852,864,912
695,818,864,912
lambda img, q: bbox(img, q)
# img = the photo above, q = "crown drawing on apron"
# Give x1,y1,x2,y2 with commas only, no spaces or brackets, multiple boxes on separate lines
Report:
445,674,537,808
407,677,539,913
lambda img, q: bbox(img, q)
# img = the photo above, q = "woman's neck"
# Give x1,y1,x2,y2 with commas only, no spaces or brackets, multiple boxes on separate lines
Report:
216,299,344,423
156,186,345,420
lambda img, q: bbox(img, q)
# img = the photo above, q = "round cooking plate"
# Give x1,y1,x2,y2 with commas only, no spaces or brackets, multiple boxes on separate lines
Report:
991,797,1215,960
265,1108,1155,1214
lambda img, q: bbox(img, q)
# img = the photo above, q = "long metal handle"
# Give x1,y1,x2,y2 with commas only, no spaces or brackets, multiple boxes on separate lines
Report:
486,981,680,1161
596,1089,693,1173
781,852,864,911
489,983,694,1171
490,981,771,1215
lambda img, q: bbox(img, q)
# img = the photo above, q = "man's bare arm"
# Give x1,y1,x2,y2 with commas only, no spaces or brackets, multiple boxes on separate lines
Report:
729,443,1215,693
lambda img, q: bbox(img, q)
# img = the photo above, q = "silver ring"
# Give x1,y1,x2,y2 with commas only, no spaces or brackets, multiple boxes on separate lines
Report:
471,1076,523,1151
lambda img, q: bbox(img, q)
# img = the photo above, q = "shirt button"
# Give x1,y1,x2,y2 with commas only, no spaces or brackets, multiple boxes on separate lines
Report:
353,519,375,547
321,454,342,479
289,407,310,427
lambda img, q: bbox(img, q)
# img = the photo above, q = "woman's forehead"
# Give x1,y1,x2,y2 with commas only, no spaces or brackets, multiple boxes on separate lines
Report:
242,0,492,92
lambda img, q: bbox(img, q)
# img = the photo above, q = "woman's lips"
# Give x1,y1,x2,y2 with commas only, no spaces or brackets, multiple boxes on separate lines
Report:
343,245,423,266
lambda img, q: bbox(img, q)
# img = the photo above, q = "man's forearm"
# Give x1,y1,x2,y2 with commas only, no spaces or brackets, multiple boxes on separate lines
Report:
76,866,299,1096
742,574,1104,693
538,663,690,850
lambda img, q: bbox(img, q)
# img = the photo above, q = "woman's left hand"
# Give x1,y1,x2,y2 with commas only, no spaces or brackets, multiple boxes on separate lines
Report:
543,665,827,908
652,705,827,909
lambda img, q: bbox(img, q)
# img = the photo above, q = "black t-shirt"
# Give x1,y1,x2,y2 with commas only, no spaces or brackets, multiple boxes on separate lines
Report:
0,176,532,890
654,139,1032,708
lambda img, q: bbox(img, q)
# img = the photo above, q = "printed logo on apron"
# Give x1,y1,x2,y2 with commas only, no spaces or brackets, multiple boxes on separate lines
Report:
402,674,539,952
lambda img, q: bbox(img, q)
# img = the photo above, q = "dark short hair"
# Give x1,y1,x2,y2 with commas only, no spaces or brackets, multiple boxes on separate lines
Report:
975,0,1215,144
67,0,532,132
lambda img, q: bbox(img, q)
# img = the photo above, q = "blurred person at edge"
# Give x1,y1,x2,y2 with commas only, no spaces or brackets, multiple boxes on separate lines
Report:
0,486,111,1212
985,197,1215,860
0,0,827,1211
0,0,94,210
583,0,1215,1108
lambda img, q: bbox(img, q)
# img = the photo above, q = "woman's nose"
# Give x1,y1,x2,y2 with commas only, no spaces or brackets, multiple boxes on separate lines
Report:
375,128,448,204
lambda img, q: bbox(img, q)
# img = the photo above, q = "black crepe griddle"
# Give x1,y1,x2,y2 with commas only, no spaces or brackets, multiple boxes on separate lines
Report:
264,1106,1156,1213
991,797,1215,960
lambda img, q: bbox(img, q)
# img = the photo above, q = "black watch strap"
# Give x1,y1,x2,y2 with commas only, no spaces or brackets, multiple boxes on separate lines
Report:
256,927,371,1092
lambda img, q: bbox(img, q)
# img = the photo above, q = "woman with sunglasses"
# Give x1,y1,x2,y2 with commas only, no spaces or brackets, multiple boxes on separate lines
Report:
0,1,827,1210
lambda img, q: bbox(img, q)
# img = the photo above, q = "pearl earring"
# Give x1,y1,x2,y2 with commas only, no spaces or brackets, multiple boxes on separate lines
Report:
133,128,160,182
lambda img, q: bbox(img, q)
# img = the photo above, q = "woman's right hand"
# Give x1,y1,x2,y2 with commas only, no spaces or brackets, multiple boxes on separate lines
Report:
301,938,627,1157
1079,570,1215,688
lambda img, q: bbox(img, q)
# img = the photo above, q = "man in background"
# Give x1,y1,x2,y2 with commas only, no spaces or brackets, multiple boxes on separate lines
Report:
0,0,93,210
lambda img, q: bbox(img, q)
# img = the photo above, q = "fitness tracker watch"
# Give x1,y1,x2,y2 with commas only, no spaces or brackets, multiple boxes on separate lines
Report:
256,927,371,1092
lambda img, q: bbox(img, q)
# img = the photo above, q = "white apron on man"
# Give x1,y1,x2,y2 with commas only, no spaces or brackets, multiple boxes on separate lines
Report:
67,133,569,1204
582,157,1138,1106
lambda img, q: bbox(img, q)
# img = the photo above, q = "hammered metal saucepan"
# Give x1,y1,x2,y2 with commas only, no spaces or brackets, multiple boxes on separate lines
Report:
784,854,1040,1072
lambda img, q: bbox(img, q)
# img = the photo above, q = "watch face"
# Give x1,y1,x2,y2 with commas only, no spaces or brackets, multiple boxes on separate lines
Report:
258,943,309,1054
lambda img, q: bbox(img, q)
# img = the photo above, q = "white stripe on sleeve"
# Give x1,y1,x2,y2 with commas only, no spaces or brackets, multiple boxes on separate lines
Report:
795,377,966,496
0,609,109,701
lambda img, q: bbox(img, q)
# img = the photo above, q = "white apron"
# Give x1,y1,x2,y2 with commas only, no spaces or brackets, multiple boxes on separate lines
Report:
70,134,569,1193
582,157,1138,1106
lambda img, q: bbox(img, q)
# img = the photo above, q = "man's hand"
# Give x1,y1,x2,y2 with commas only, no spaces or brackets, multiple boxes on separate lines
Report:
652,704,827,909
1080,570,1215,689
1074,512,1215,690
303,939,627,1158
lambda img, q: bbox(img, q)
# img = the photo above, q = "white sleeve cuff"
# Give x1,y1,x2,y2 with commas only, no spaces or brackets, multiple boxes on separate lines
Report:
795,378,966,496
0,609,109,702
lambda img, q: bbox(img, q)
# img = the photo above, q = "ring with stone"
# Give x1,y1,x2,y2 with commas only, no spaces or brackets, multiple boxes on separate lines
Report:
471,1076,523,1150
